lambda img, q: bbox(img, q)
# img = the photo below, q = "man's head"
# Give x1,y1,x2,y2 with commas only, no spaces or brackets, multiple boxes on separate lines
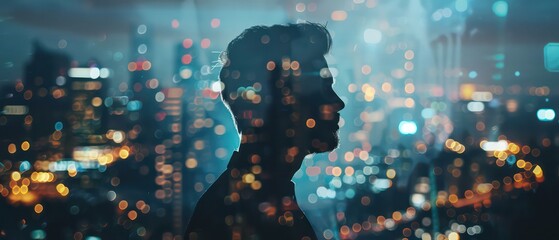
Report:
220,23,344,153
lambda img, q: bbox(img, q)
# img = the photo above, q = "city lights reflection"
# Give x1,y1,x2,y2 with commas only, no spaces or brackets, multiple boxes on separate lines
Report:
1,0,559,239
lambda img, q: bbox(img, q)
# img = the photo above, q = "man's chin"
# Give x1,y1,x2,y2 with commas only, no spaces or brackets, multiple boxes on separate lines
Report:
330,134,341,151
314,132,340,153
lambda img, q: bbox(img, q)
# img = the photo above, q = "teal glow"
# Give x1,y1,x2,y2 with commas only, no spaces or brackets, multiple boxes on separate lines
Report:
398,121,417,135
30,230,46,240
455,0,468,12
345,189,356,199
127,100,143,111
492,1,508,17
492,73,502,80
544,43,559,72
20,161,31,172
54,121,63,131
506,155,517,165
493,53,505,61
537,109,555,122
468,71,478,79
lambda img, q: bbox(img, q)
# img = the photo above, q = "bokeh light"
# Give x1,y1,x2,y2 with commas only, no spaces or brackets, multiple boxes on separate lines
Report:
1,1,559,239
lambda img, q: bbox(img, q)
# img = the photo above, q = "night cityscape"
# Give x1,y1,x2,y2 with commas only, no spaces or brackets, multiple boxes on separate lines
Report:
1,1,559,239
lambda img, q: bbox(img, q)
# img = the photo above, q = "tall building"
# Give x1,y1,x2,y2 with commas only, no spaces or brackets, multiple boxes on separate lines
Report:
0,43,74,206
0,81,31,166
22,43,73,162
128,24,161,149
66,60,110,147
175,40,200,221
155,87,185,237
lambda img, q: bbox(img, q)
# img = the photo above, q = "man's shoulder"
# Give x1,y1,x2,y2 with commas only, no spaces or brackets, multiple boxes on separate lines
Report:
186,174,231,240
189,171,231,219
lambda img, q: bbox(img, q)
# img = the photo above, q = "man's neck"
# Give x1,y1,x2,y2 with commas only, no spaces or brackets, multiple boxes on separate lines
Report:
225,142,307,197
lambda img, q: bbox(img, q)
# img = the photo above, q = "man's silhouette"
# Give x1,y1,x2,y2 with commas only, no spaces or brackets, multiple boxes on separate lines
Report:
186,23,344,240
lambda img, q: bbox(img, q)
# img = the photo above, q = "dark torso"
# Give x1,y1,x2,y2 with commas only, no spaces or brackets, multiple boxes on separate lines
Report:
185,170,317,240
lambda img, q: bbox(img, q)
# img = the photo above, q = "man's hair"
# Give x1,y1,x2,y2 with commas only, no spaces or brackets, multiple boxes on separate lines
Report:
219,22,332,132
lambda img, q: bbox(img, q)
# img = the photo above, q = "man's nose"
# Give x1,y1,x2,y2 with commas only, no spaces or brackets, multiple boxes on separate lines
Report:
333,94,345,112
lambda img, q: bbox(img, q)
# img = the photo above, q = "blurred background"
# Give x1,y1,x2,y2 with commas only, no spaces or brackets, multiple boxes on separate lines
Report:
1,0,559,239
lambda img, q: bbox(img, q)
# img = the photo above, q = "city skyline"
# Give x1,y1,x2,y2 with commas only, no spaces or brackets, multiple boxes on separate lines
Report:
2,1,559,239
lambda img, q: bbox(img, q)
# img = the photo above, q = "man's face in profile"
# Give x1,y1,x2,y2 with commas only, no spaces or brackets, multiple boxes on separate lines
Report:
295,55,345,153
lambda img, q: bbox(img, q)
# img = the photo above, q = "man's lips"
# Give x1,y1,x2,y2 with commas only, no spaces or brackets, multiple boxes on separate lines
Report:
334,113,340,130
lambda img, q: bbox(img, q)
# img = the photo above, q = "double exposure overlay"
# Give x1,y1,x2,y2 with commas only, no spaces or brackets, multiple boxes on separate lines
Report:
1,1,559,239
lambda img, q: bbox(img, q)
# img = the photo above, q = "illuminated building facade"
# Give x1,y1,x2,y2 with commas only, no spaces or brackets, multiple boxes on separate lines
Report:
128,24,161,149
155,87,185,237
66,61,109,147
22,44,73,162
0,45,73,207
